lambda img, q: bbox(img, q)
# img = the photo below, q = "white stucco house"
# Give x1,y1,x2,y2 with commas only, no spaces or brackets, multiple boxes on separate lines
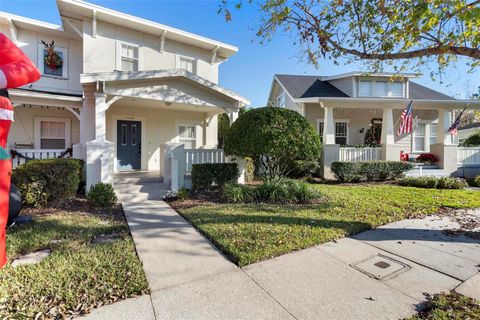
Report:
268,73,480,178
1,0,248,190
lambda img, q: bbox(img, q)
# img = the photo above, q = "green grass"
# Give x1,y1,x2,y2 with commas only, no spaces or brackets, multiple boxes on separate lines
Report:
175,184,480,267
409,292,480,319
0,211,149,319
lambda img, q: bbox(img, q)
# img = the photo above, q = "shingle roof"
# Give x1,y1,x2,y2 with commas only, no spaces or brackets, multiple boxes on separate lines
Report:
408,82,455,100
275,74,456,101
275,75,349,98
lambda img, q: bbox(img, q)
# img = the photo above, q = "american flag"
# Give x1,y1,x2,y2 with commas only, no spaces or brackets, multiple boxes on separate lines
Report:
448,106,468,135
397,100,414,136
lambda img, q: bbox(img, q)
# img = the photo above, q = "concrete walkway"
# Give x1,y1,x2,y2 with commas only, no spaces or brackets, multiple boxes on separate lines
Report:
83,173,480,320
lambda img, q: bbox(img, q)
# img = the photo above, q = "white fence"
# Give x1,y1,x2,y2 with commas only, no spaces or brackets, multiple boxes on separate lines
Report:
457,147,480,166
339,147,382,162
11,149,66,169
184,149,226,173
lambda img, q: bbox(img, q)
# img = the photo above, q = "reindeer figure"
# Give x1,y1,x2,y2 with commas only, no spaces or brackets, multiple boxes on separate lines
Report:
41,40,63,70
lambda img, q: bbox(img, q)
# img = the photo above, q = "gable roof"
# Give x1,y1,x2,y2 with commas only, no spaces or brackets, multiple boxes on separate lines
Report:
275,75,349,99
409,82,455,100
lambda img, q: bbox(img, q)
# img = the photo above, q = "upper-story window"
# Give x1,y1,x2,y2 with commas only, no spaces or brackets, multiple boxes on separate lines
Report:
277,92,286,108
37,44,68,78
120,43,139,72
176,55,196,73
358,79,404,97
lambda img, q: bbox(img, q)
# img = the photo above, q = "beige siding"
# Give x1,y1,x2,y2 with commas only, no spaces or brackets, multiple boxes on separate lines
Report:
329,77,354,96
8,105,80,148
270,80,302,114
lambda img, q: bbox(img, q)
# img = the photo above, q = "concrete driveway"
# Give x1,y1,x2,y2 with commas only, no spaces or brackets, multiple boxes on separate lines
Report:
84,175,480,320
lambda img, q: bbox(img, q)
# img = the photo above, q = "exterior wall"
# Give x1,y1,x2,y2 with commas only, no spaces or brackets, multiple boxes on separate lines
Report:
82,19,219,83
106,103,217,172
7,105,80,148
0,23,83,95
270,80,302,113
329,77,354,96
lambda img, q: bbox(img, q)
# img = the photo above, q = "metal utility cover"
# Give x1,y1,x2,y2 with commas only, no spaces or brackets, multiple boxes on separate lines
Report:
351,254,411,280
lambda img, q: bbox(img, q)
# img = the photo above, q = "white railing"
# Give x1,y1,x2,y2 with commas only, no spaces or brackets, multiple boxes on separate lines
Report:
457,147,480,166
12,149,66,169
339,147,382,162
184,149,226,173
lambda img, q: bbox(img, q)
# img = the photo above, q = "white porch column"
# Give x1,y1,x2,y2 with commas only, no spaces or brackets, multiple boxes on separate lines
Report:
431,108,457,176
321,104,339,179
73,89,95,160
94,92,107,141
381,107,401,161
228,110,238,124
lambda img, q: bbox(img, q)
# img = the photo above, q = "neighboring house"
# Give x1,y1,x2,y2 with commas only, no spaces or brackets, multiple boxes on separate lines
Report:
267,72,480,178
458,123,480,143
1,0,248,190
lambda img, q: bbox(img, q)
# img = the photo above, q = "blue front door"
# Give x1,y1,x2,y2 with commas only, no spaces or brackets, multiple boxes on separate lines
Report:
117,120,141,170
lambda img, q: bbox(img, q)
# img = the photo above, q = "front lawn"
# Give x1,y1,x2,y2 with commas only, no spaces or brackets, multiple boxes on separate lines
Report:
171,184,480,267
408,292,480,319
0,199,149,319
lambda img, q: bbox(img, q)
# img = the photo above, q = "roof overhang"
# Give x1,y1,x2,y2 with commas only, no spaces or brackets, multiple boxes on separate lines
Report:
57,0,238,59
80,69,250,107
9,89,83,108
294,97,480,110
323,71,421,81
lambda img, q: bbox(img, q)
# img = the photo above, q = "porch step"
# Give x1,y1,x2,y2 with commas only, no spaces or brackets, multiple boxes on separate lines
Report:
114,171,164,185
405,169,450,178
412,164,440,170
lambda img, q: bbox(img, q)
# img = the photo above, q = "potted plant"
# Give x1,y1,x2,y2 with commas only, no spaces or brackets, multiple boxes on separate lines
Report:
415,153,439,165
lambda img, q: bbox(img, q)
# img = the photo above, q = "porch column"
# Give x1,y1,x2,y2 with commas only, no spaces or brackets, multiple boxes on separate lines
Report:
94,92,107,141
321,105,339,179
381,107,401,161
431,109,458,175
73,89,95,160
228,111,238,124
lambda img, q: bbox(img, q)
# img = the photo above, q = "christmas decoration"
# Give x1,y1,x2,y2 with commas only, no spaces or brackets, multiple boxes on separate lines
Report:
42,40,63,70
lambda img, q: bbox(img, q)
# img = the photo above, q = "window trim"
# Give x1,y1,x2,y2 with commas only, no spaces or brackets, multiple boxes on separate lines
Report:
316,119,350,145
175,120,201,149
357,78,405,98
116,40,141,72
175,54,196,74
37,43,69,79
412,120,438,153
33,116,71,149
277,92,286,108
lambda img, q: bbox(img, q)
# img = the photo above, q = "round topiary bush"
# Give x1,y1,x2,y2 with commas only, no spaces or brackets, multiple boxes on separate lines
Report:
224,107,321,180
87,183,117,207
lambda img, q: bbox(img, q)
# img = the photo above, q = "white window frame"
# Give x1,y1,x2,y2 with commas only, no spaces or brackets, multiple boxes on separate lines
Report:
33,116,71,149
37,44,69,79
116,41,141,72
175,121,201,149
412,120,438,153
358,78,405,98
358,80,373,97
277,92,286,108
316,119,350,145
176,54,196,74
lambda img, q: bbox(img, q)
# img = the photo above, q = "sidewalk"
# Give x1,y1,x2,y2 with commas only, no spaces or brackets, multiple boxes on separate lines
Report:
83,174,480,319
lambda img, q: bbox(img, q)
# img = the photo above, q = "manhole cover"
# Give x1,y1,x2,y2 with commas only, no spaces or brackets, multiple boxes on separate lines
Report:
351,254,411,280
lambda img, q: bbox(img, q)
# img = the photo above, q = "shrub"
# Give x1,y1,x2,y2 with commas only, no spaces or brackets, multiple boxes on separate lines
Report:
87,183,117,207
415,153,439,163
460,130,480,147
398,177,466,189
256,178,319,204
286,179,319,204
177,188,189,200
331,161,413,182
192,163,238,190
467,175,480,187
18,182,47,207
12,159,84,204
223,182,255,203
288,159,321,178
224,107,321,180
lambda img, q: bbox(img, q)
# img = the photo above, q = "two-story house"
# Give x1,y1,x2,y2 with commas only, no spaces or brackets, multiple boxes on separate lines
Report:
1,0,248,190
268,73,480,178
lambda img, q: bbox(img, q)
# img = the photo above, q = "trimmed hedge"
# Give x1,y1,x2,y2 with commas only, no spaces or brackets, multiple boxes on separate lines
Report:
398,177,467,189
467,175,480,187
192,163,239,190
331,161,414,182
12,158,84,206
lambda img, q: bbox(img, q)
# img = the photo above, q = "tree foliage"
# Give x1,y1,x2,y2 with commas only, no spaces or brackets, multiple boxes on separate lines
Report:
220,0,480,72
224,107,322,180
460,130,480,146
218,106,250,148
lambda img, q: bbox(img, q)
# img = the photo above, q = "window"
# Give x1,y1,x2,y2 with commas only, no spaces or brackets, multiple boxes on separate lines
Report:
429,123,438,146
359,81,373,97
120,43,139,72
121,124,128,146
335,122,348,145
318,121,324,142
178,124,196,149
131,124,138,145
390,82,403,97
277,92,286,108
37,45,68,78
375,81,388,97
413,123,426,152
34,117,71,150
177,56,195,73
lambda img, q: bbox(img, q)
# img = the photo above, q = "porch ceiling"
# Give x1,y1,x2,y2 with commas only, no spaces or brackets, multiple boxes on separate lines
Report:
9,88,83,108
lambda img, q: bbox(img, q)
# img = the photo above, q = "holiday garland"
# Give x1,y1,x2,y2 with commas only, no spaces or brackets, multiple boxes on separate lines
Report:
41,40,63,70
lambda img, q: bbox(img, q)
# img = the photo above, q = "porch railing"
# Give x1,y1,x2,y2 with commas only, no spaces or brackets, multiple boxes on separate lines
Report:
11,149,67,169
457,147,480,166
339,147,382,162
184,149,226,173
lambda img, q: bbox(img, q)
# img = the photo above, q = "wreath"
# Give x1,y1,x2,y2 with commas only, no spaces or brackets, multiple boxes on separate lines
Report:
41,40,63,70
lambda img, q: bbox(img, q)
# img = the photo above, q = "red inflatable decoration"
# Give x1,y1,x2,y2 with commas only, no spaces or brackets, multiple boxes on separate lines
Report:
0,33,40,268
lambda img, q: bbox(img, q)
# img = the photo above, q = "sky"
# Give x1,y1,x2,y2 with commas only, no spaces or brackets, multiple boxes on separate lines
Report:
1,0,478,107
